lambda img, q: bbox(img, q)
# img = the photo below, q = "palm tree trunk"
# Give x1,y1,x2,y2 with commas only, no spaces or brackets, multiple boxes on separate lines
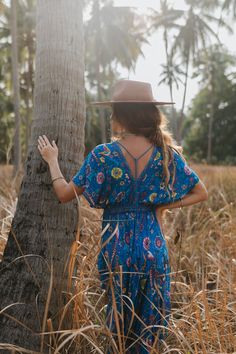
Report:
94,0,106,143
97,72,107,143
164,29,178,139
25,61,31,155
178,52,190,144
0,1,85,352
10,0,21,176
207,70,214,163
25,32,34,155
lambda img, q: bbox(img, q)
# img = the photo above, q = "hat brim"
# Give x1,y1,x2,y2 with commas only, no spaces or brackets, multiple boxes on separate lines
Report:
89,100,175,106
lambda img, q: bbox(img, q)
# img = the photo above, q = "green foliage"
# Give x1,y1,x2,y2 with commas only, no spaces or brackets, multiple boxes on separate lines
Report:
0,34,14,163
184,45,236,164
0,0,36,163
185,85,236,164
0,92,14,163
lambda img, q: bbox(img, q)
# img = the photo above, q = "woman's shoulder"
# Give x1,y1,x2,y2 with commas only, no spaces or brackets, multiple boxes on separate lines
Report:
92,141,115,156
88,142,116,166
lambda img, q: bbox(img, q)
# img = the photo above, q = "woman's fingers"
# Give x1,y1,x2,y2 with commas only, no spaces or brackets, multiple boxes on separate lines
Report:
38,139,44,149
38,135,52,148
43,135,51,145
37,136,58,158
38,136,46,146
38,135,49,145
37,135,58,163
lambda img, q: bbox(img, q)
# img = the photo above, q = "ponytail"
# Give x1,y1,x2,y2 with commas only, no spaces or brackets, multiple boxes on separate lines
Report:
148,110,185,198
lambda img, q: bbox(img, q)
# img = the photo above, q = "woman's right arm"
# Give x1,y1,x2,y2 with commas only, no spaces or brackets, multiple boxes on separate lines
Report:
155,180,208,232
159,180,208,212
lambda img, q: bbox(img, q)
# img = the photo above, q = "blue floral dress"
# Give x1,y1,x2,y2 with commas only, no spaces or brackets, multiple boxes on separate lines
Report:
72,140,200,353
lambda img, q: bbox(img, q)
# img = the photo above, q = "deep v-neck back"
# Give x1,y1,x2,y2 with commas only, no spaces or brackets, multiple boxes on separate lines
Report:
114,140,156,182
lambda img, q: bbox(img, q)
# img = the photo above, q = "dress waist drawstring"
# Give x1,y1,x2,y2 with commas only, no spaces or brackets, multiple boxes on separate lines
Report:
103,203,155,214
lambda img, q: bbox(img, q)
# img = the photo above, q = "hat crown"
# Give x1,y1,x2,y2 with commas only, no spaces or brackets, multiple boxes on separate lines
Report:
112,80,154,102
89,79,175,106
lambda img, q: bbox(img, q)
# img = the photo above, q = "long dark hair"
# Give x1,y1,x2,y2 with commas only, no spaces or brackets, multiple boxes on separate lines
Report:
110,102,185,192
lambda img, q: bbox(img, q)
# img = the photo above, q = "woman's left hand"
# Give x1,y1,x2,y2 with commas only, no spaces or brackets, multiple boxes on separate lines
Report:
37,135,58,164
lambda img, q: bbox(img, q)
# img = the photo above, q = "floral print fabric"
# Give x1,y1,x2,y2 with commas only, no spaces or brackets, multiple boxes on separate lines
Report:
72,141,200,353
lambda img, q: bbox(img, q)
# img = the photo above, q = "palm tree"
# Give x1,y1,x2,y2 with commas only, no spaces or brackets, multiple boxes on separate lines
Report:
192,44,236,163
148,0,183,139
0,0,85,351
10,0,21,176
85,0,148,142
171,0,222,143
158,60,185,136
222,0,236,18
148,0,182,102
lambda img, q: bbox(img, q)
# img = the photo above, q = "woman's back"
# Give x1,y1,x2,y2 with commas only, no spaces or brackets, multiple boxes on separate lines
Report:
72,140,199,210
114,136,156,180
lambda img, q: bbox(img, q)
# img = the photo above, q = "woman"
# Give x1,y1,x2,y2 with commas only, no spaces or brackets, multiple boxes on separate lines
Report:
38,80,208,353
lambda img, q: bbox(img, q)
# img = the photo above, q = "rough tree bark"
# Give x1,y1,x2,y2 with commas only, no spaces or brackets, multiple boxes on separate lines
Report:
0,0,85,352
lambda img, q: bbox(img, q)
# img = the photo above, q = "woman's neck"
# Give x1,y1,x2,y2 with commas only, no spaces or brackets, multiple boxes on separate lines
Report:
116,133,151,145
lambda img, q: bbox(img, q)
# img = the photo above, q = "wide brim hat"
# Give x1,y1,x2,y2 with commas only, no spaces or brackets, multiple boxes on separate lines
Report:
89,79,175,106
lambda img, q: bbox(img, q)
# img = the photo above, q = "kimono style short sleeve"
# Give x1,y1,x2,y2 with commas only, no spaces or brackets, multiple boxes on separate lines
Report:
168,149,200,202
72,146,107,208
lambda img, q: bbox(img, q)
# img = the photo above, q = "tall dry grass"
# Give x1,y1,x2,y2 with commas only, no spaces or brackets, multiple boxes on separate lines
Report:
0,162,236,353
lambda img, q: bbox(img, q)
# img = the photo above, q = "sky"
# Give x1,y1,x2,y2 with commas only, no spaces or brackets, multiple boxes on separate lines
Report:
113,0,236,110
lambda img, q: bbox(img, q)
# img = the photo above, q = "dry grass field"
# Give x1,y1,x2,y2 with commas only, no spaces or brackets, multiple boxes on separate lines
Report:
0,162,236,353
